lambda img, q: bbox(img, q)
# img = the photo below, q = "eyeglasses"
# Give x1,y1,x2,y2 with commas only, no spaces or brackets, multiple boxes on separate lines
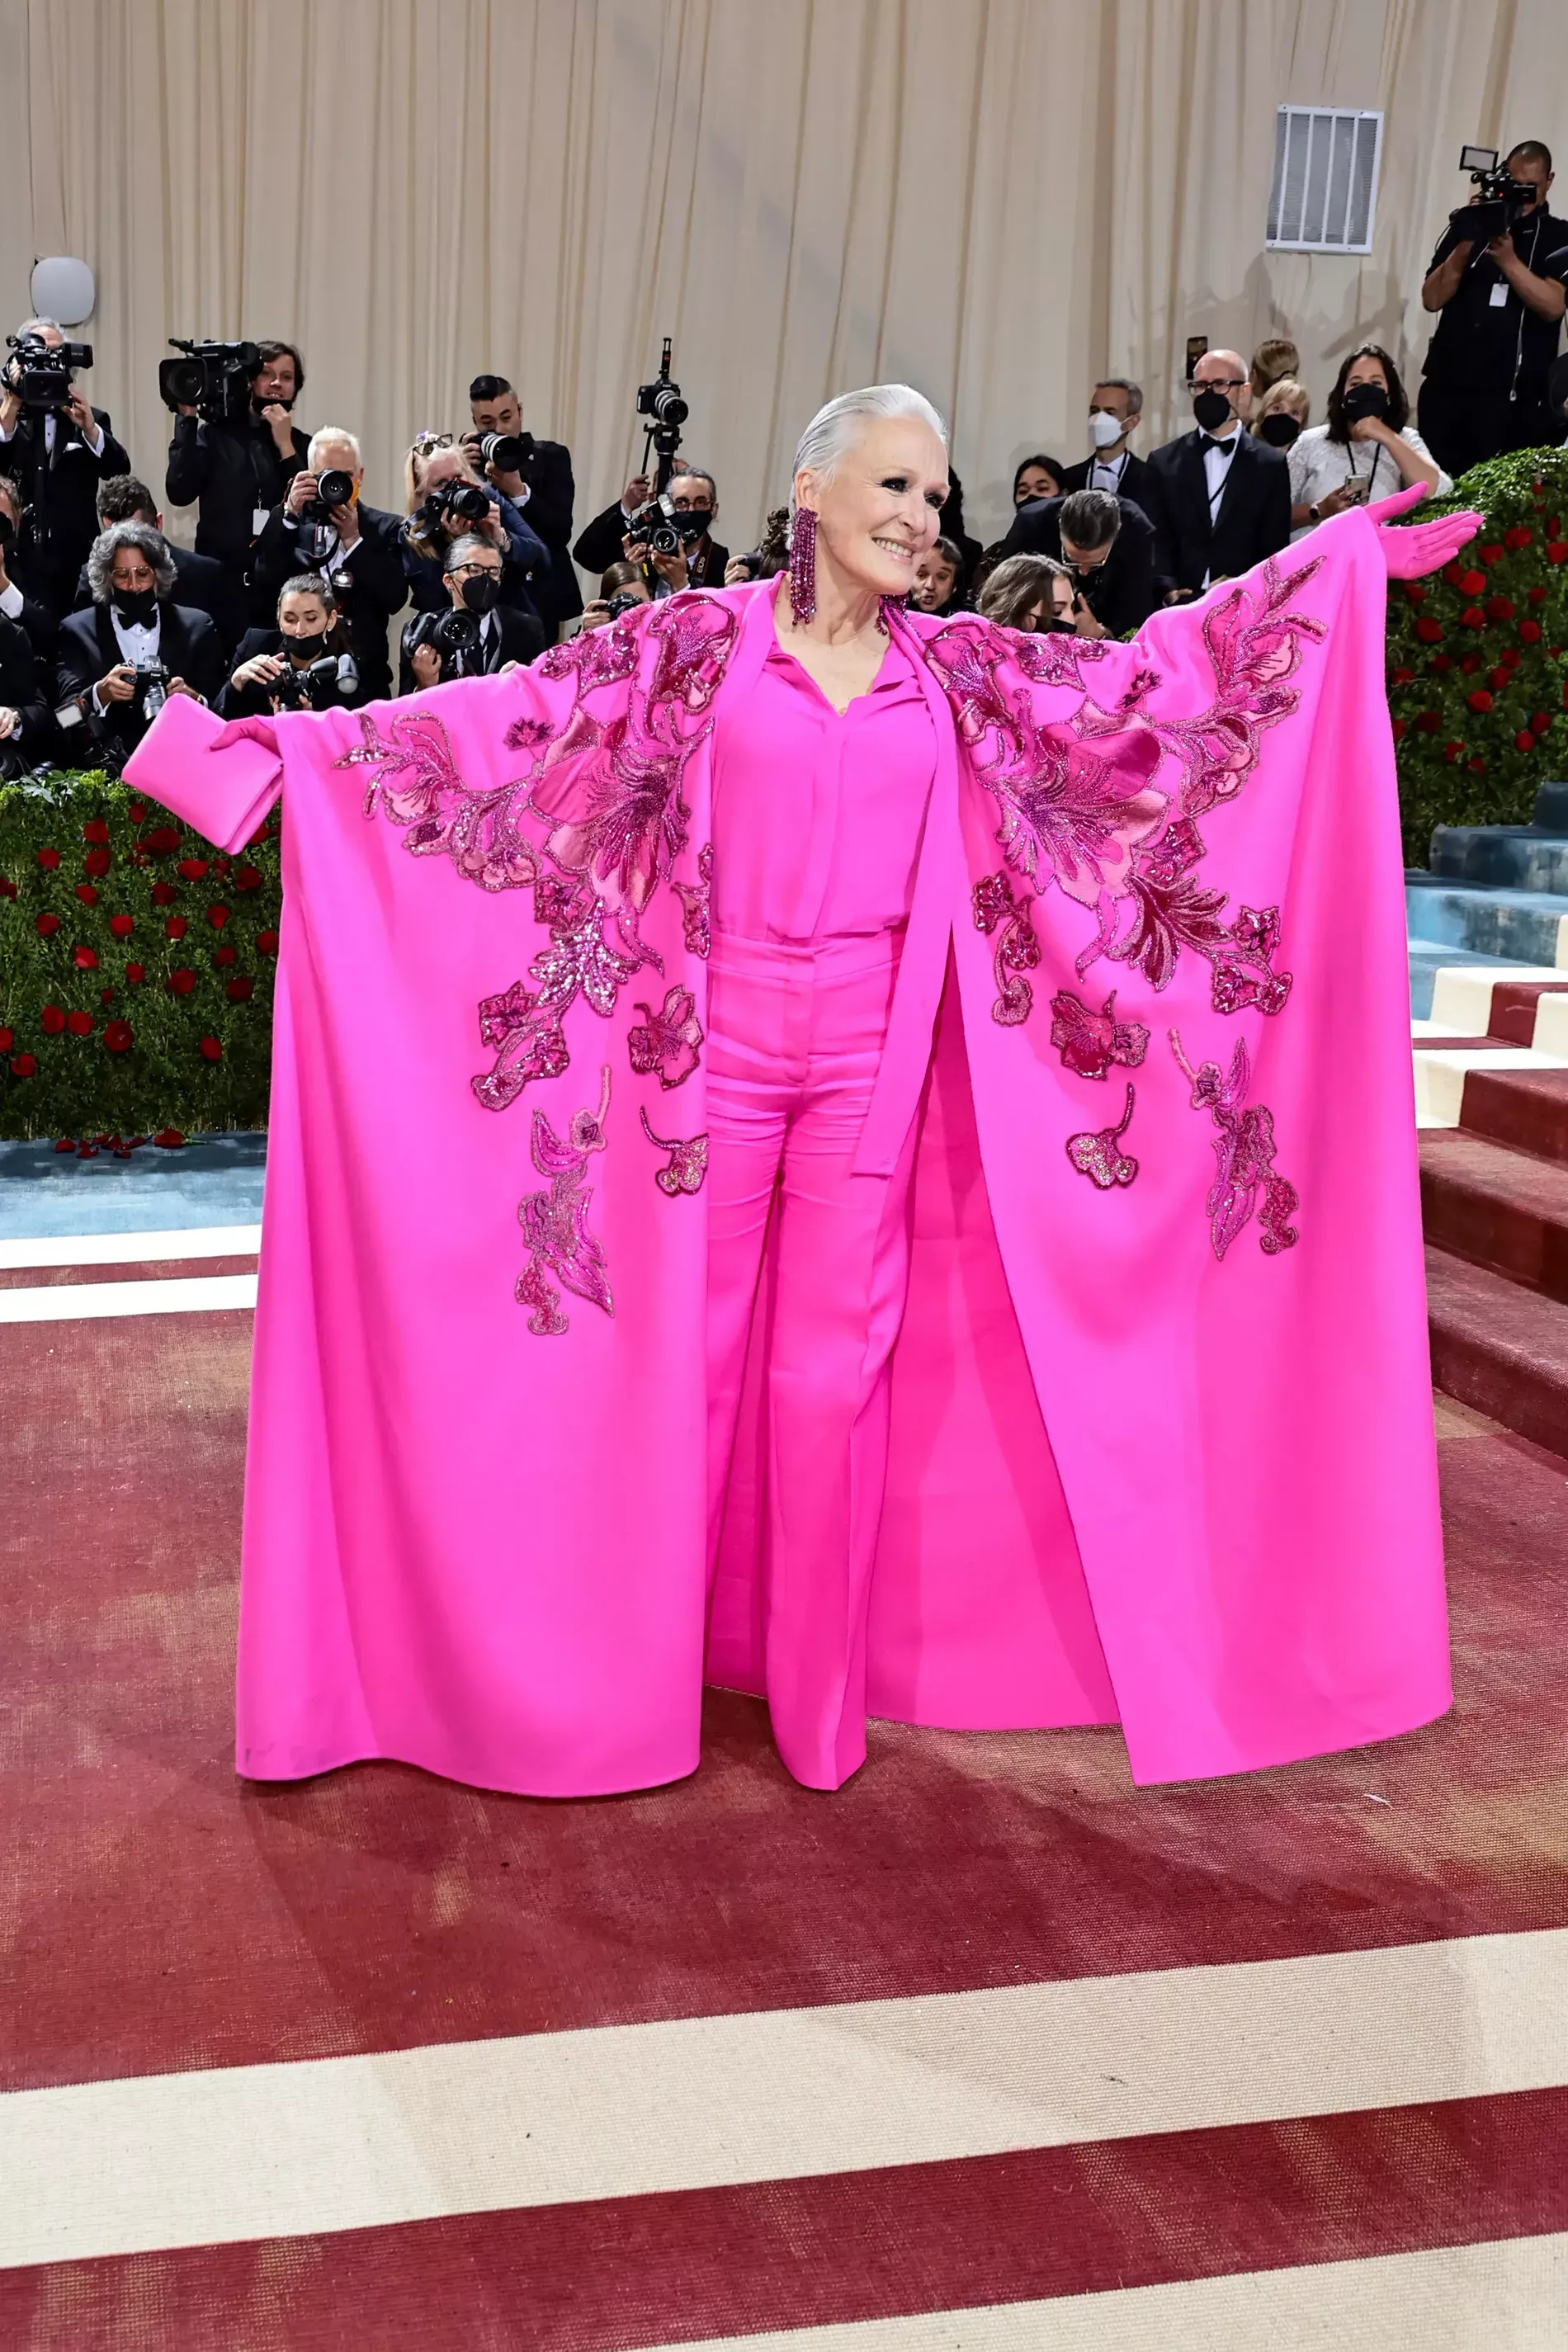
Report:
454,561,501,579
412,431,455,455
1189,378,1246,395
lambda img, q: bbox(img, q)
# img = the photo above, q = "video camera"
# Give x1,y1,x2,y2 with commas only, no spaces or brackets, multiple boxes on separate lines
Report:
1452,146,1538,243
3,331,92,411
158,338,263,425
404,605,481,679
635,338,688,494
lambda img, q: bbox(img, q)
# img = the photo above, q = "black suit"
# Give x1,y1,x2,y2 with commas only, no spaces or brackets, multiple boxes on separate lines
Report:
1145,428,1291,597
249,501,407,701
1058,449,1161,521
493,437,580,636
397,600,544,697
220,626,375,720
164,412,310,616
56,601,224,770
572,498,730,589
0,612,50,760
0,404,131,616
73,542,234,653
0,580,59,666
1002,494,1160,637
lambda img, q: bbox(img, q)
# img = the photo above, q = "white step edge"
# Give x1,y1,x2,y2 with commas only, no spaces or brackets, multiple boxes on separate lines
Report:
1426,964,1568,1035
0,1225,262,1271
1412,1045,1568,1129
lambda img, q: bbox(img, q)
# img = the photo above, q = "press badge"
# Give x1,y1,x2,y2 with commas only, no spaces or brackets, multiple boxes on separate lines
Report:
1490,283,1509,306
253,506,272,534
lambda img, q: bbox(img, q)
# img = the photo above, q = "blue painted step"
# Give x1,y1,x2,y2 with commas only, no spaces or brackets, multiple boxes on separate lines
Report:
1428,779,1568,891
1406,940,1518,1022
1405,873,1568,966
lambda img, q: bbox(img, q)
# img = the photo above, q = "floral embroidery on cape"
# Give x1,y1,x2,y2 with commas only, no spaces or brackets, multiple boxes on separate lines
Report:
971,871,1041,1025
1049,988,1150,1081
1066,1084,1139,1189
1169,1031,1300,1261
640,1108,708,1197
515,1067,615,1334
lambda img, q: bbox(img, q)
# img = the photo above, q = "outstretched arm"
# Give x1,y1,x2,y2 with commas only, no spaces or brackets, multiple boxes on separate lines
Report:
1364,481,1483,578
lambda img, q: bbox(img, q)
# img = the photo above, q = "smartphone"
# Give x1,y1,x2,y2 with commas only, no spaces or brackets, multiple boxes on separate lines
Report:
1185,334,1209,380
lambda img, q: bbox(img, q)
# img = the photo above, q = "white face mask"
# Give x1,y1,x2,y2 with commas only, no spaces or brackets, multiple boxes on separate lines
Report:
1089,409,1126,451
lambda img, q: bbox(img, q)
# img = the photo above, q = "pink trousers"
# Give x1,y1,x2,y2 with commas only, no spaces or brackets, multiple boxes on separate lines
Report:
706,928,916,1789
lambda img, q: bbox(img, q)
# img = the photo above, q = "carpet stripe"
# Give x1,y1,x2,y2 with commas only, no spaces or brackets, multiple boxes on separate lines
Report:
2,2089,1563,2349
2,1929,1566,2269
0,1226,262,1269
0,1257,257,1291
0,1272,257,1321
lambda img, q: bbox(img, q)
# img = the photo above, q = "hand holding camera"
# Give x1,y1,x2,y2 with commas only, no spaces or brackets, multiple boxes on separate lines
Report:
96,661,139,706
232,649,289,692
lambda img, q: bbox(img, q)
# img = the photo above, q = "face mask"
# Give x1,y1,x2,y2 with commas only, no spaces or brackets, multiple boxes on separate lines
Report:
1192,386,1234,432
460,572,500,615
1258,412,1302,448
112,588,158,626
286,627,328,659
672,508,712,544
253,389,295,413
1089,409,1125,450
1342,383,1390,424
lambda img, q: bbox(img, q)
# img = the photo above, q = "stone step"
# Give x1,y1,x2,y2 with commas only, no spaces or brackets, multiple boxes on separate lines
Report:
1429,823,1568,894
1424,1244,1568,1457
1457,1064,1568,1162
1425,964,1568,1042
1405,941,1521,1021
1420,1131,1568,1305
1405,876,1568,967
1412,1046,1568,1130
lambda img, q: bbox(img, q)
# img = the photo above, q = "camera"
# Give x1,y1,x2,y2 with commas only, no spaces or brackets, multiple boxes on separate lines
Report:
4,331,92,410
606,589,646,620
1453,146,1537,242
405,605,482,678
281,649,358,711
475,429,527,475
421,478,491,534
635,337,688,489
627,496,708,560
292,465,356,560
158,338,262,424
131,659,170,721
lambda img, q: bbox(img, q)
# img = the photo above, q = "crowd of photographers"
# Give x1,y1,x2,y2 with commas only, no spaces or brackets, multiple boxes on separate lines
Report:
0,136,1562,776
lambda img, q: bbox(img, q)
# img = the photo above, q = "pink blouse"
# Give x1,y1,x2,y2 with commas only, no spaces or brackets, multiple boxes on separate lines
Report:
709,626,937,943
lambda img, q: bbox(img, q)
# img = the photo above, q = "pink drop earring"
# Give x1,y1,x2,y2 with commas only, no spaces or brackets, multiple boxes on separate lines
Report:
788,506,817,626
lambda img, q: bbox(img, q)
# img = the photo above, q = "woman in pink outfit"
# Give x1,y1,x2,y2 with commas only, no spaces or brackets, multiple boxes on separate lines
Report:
126,385,1481,1801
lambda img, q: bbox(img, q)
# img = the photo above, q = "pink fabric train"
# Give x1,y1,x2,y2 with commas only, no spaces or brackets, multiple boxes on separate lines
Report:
125,504,1451,1797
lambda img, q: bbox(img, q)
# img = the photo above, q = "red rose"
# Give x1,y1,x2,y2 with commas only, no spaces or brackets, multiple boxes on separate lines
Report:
1467,689,1493,712
1442,561,1463,587
207,904,230,929
1404,582,1425,603
1461,605,1486,629
66,1010,93,1037
168,968,196,995
1520,621,1542,643
125,962,144,985
1414,616,1443,642
177,857,210,881
1501,649,1521,668
257,929,278,956
126,801,146,825
83,847,111,877
1461,654,1482,673
109,914,134,939
1529,586,1548,603
1459,569,1485,596
105,1020,133,1053
1489,666,1510,690
99,987,114,1004
73,945,98,970
1547,542,1568,566
36,847,60,871
74,884,98,906
1504,526,1533,549
199,1034,223,1061
1481,544,1504,566
233,864,262,890
83,819,110,844
9,1054,35,1077
1467,756,1487,772
0,1027,10,1051
1444,742,1464,763
0,876,15,900
165,915,187,940
142,825,181,854
1391,718,1406,739
1549,517,1562,536
226,975,254,1003
40,1004,65,1034
53,1136,74,1152
151,881,177,905
1391,665,1416,683
1486,597,1514,621
1430,654,1452,672
1415,711,1441,733
1516,730,1535,751
1532,711,1552,734
153,1129,185,1148
214,945,237,968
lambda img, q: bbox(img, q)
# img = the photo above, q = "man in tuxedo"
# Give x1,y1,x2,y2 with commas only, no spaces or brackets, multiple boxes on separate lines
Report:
399,532,544,695
1059,378,1160,521
0,317,131,618
573,466,730,591
164,338,309,627
0,611,51,767
1002,486,1159,637
56,522,224,772
250,427,406,701
464,373,581,641
1145,347,1290,600
72,475,234,652
0,477,59,665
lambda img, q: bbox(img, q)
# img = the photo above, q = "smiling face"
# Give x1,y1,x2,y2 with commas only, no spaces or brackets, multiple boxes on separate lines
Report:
798,413,949,602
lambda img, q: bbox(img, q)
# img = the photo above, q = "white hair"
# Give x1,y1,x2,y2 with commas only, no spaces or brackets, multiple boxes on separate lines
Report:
309,425,361,469
17,315,62,338
790,383,947,512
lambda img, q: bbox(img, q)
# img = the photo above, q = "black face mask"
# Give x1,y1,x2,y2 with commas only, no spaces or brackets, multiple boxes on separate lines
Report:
112,588,158,627
1258,412,1302,448
460,572,500,616
671,508,712,543
1192,387,1234,433
1342,383,1390,424
252,390,295,414
286,627,329,660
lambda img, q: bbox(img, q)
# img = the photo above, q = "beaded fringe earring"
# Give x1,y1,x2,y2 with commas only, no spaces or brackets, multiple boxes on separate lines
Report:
787,505,817,627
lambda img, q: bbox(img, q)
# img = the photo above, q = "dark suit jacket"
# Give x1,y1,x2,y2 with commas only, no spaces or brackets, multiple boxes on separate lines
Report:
1002,494,1160,636
1058,449,1161,522
0,581,59,665
56,601,224,766
250,501,407,698
73,542,234,651
397,600,544,697
164,413,310,579
0,612,50,758
0,404,132,615
220,626,377,720
572,499,731,590
491,437,580,635
1145,428,1291,596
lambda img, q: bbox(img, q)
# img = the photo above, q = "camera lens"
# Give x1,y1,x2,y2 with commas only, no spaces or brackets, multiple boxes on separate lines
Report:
316,468,353,508
479,432,524,474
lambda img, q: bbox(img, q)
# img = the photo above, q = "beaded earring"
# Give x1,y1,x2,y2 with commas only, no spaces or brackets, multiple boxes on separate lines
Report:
787,505,817,626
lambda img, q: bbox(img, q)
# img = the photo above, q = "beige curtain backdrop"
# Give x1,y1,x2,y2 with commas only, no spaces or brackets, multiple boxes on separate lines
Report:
0,0,1565,559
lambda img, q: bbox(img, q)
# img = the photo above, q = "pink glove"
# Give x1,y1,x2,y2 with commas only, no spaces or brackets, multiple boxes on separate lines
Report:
1365,480,1484,579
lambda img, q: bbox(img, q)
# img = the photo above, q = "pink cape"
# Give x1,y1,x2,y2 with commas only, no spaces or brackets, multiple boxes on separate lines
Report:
126,508,1449,1796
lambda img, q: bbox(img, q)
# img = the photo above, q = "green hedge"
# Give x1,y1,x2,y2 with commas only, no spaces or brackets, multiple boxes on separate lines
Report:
1387,445,1568,865
0,774,281,1142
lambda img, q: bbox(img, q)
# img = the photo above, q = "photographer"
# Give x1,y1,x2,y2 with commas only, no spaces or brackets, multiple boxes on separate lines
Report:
463,374,580,640
72,475,232,651
401,438,548,629
0,612,51,770
221,574,365,720
0,316,130,619
1002,486,1159,636
55,522,222,772
0,478,59,664
574,467,729,588
164,339,309,616
579,560,654,632
251,428,405,701
1419,141,1568,477
399,533,543,695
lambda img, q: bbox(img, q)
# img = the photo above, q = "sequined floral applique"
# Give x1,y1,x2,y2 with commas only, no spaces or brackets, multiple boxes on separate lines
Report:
673,843,712,960
1169,1030,1299,1260
972,870,1041,1025
640,1108,708,1197
515,1068,615,1334
471,871,644,1112
1066,1084,1139,1188
334,708,539,893
1049,988,1150,1080
1139,554,1326,822
628,986,703,1089
1075,816,1292,1015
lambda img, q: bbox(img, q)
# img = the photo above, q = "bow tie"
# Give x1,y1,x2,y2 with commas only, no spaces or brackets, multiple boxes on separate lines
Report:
1203,434,1237,456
